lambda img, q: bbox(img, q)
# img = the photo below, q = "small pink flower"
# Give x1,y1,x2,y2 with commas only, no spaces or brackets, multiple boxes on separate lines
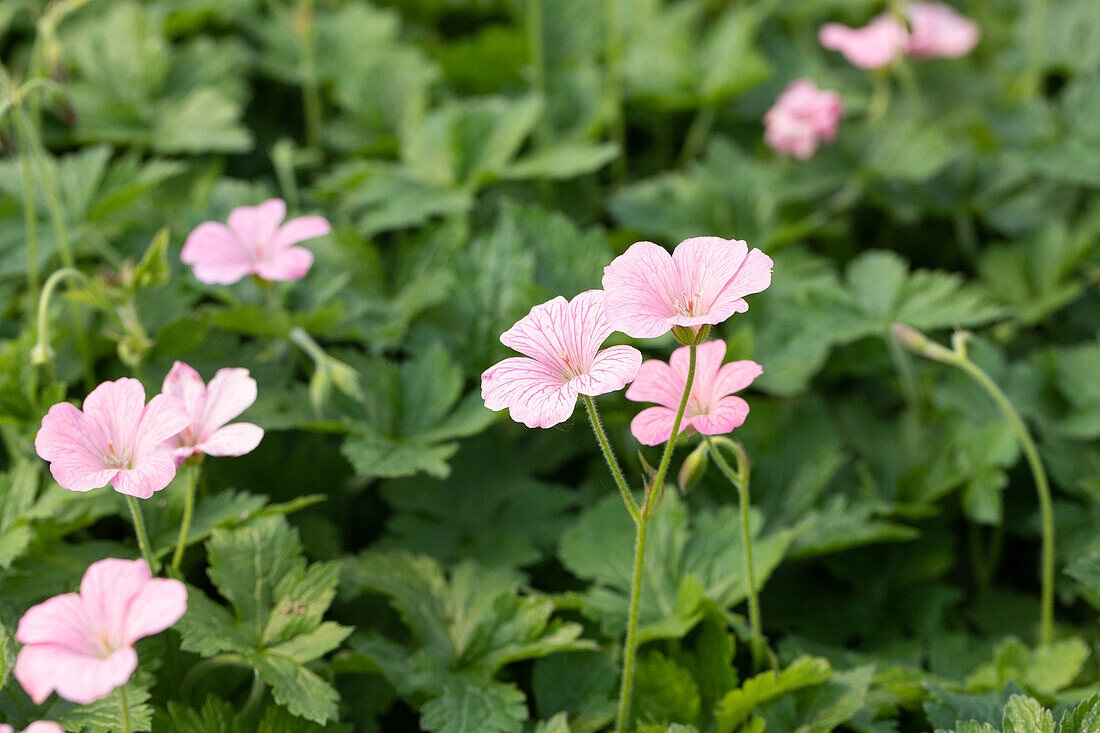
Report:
819,14,909,69
482,290,643,429
14,558,186,705
0,724,64,733
626,340,762,446
764,79,845,159
162,361,264,466
905,2,980,58
35,379,191,499
602,237,773,340
181,198,330,285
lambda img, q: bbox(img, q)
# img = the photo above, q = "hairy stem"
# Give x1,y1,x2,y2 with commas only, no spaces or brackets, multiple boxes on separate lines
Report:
126,495,158,575
170,463,200,575
615,344,698,732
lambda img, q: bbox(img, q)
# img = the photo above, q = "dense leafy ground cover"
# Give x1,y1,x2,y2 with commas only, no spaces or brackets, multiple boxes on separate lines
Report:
0,0,1099,730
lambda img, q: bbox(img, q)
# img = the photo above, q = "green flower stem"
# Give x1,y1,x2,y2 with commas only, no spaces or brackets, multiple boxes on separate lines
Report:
615,344,697,733
705,436,767,670
17,114,39,315
953,356,1054,646
126,495,158,575
678,105,716,166
14,105,94,387
584,396,640,521
893,324,1055,646
615,513,649,733
32,267,88,377
641,344,697,518
119,684,132,733
170,463,201,575
605,0,626,181
1023,0,1047,99
181,653,249,698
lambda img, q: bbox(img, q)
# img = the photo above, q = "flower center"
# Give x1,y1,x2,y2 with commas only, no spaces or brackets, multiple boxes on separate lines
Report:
559,352,582,378
673,291,703,317
104,439,132,470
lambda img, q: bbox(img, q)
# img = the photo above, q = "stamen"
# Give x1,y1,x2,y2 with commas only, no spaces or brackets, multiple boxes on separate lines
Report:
107,440,117,459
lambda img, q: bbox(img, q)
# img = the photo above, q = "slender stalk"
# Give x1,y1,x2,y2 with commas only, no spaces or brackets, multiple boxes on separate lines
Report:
32,267,87,377
170,463,200,575
181,653,249,698
954,357,1054,646
615,516,648,733
1023,0,1047,99
584,396,639,521
641,344,697,517
615,344,697,732
17,115,40,313
126,495,158,575
240,673,266,720
295,0,323,150
119,684,132,733
706,437,767,670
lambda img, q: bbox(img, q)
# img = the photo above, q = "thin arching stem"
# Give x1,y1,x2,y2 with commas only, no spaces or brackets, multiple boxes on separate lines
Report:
171,463,201,575
705,436,768,670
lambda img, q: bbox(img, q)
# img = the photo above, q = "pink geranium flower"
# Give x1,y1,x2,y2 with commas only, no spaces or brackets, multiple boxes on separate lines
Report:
482,290,643,429
602,237,773,340
819,14,909,69
626,340,762,446
181,198,330,285
905,2,980,58
14,558,186,705
0,724,64,733
764,79,845,159
162,361,264,466
35,379,191,499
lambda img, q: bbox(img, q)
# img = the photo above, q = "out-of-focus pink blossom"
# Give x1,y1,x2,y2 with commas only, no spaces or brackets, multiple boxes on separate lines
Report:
905,2,980,58
161,362,264,466
35,379,191,499
14,559,186,705
0,723,65,733
181,198,330,285
626,340,762,446
482,290,642,429
764,79,844,159
602,237,773,340
819,14,909,69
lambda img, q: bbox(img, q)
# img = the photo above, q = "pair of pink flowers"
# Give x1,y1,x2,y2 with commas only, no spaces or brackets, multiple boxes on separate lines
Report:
763,80,844,160
13,558,186,706
35,363,263,499
481,237,770,444
820,1,980,70
181,198,330,285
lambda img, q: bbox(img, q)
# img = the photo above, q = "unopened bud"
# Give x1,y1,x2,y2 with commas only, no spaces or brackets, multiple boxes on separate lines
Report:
671,323,711,346
890,323,957,364
678,441,709,495
30,341,53,367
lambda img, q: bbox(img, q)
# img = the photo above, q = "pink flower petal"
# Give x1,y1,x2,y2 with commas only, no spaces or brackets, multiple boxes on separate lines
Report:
25,723,66,733
15,643,137,705
625,359,682,409
197,423,264,457
109,449,178,499
482,357,578,429
199,368,258,434
35,403,117,492
572,345,643,397
162,361,207,419
227,199,286,251
711,360,764,402
81,379,147,457
180,222,254,285
691,395,750,435
15,594,94,654
122,578,187,646
630,405,685,446
79,559,151,641
906,1,980,58
819,15,909,69
602,242,682,338
135,393,191,454
274,215,331,249
254,246,314,281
